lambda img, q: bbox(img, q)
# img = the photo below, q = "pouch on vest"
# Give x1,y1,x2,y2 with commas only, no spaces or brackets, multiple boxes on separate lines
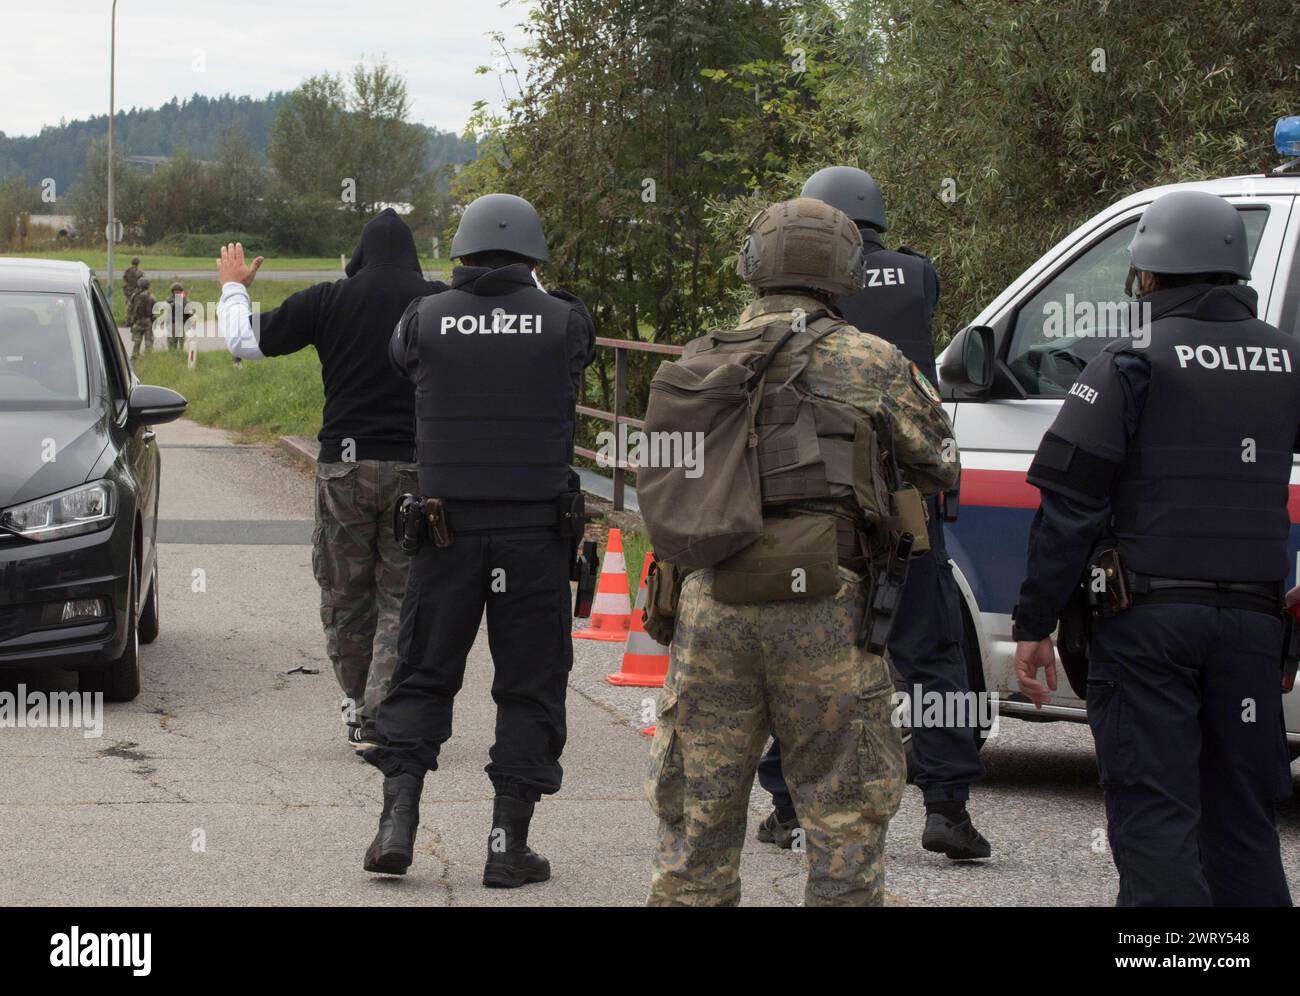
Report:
885,484,930,556
638,323,803,569
643,557,684,646
711,514,840,604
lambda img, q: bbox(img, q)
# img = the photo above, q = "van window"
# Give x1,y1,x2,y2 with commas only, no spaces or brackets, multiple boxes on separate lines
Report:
1007,207,1269,396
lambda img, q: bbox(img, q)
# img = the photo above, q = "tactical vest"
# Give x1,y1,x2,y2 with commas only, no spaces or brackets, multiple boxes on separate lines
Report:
684,313,863,512
1112,315,1300,582
838,246,937,385
413,286,577,501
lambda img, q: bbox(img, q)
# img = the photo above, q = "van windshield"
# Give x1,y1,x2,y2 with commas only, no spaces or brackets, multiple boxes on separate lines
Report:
0,291,90,410
1007,207,1269,396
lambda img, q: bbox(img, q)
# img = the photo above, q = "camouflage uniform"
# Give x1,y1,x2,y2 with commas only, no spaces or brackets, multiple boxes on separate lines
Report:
312,459,418,728
123,262,142,313
646,292,959,907
128,283,156,357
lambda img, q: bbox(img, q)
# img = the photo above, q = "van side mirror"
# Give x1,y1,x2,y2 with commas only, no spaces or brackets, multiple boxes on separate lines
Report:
127,384,188,428
939,325,995,397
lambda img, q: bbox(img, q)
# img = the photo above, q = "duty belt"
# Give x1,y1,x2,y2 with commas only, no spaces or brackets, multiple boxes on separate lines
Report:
1124,571,1281,614
444,498,568,533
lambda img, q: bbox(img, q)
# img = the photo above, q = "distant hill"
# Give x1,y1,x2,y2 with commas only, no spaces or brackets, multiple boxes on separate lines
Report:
0,92,478,192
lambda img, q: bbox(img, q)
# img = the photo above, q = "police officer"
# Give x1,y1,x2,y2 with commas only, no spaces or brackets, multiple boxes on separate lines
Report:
1014,190,1296,906
750,166,989,860
362,194,596,889
644,198,959,906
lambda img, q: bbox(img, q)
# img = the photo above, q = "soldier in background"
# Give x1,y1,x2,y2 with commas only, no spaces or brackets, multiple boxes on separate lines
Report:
123,256,143,314
164,282,197,351
128,277,155,358
642,199,959,906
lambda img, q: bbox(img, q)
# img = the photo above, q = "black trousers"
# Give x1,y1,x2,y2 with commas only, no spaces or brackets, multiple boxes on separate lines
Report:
1089,602,1293,907
759,499,985,814
366,527,574,802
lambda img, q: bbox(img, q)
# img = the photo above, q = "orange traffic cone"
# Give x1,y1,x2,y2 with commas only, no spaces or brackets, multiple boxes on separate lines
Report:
573,528,631,642
607,552,671,687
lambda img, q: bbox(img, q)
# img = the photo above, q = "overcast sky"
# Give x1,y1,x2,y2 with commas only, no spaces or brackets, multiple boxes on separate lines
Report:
0,0,533,137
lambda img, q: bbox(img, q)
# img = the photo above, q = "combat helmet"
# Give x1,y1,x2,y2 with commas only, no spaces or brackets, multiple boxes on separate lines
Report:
737,197,865,299
801,166,888,232
1129,190,1250,279
450,193,549,262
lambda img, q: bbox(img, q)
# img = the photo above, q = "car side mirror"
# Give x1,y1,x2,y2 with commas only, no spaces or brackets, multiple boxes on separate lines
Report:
939,325,995,397
127,384,188,428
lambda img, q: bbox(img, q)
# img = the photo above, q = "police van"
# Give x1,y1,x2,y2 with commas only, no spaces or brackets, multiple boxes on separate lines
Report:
936,117,1300,751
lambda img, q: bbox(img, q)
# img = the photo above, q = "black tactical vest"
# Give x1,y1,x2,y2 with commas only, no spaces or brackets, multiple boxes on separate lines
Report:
1112,314,1300,581
837,244,937,385
413,285,577,501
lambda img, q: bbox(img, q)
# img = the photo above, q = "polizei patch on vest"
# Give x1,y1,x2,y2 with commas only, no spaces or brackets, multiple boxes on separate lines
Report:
910,362,941,405
1174,343,1293,373
440,311,543,335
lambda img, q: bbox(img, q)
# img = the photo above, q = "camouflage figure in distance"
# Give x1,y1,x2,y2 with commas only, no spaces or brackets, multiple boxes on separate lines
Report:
128,277,156,357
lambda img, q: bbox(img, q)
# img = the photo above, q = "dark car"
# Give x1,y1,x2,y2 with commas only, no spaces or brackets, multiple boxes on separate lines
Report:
0,258,186,701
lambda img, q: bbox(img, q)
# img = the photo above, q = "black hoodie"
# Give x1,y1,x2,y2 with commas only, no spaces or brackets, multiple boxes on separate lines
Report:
256,208,445,462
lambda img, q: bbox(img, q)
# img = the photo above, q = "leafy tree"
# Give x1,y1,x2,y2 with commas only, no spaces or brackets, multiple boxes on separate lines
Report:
455,0,808,423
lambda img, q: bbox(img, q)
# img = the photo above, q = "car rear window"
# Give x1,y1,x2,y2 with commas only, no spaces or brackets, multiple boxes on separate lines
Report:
0,291,89,410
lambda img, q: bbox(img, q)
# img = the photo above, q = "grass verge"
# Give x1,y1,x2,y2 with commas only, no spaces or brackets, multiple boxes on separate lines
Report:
132,348,323,443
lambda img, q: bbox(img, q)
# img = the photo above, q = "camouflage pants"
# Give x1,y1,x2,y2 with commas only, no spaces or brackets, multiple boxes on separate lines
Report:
646,569,905,907
311,460,417,726
130,328,153,356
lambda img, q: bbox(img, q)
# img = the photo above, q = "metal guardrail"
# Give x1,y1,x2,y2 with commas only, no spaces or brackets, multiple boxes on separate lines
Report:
574,336,683,511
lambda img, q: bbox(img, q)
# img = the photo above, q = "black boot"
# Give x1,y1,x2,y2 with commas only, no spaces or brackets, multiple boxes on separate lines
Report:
756,809,801,849
363,773,422,875
922,807,991,860
482,796,551,888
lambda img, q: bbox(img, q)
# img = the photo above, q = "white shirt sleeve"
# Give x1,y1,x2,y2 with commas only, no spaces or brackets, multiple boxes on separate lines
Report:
218,282,265,360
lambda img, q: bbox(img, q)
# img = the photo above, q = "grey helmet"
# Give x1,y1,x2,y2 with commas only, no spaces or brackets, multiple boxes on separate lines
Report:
801,166,887,233
450,193,549,262
131,256,140,265
1128,190,1250,279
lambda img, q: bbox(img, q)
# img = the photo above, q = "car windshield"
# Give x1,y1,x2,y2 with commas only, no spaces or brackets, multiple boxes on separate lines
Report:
0,291,89,410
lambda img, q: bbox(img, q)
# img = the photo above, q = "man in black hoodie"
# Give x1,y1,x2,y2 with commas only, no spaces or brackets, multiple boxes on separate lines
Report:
217,209,445,749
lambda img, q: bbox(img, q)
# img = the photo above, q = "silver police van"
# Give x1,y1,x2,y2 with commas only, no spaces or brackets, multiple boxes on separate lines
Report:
937,117,1300,751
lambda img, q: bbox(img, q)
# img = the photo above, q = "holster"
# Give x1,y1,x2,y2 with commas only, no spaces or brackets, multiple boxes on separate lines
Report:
857,531,914,653
1087,546,1130,618
1057,581,1092,698
572,539,599,619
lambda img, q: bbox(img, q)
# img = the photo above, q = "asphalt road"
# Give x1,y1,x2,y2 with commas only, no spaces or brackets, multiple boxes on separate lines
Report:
0,419,1296,906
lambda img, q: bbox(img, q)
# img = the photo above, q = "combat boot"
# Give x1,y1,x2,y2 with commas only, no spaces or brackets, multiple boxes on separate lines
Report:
922,808,991,860
756,809,801,849
482,796,551,888
363,773,422,875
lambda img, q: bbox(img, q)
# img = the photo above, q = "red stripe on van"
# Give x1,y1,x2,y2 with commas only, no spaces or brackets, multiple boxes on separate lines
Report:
961,468,1300,523
958,468,1040,509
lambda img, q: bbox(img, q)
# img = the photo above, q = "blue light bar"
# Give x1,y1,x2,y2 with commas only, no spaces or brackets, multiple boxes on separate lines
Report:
1276,116,1300,156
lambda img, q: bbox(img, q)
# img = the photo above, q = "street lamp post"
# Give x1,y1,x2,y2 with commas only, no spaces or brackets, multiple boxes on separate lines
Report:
106,0,118,306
